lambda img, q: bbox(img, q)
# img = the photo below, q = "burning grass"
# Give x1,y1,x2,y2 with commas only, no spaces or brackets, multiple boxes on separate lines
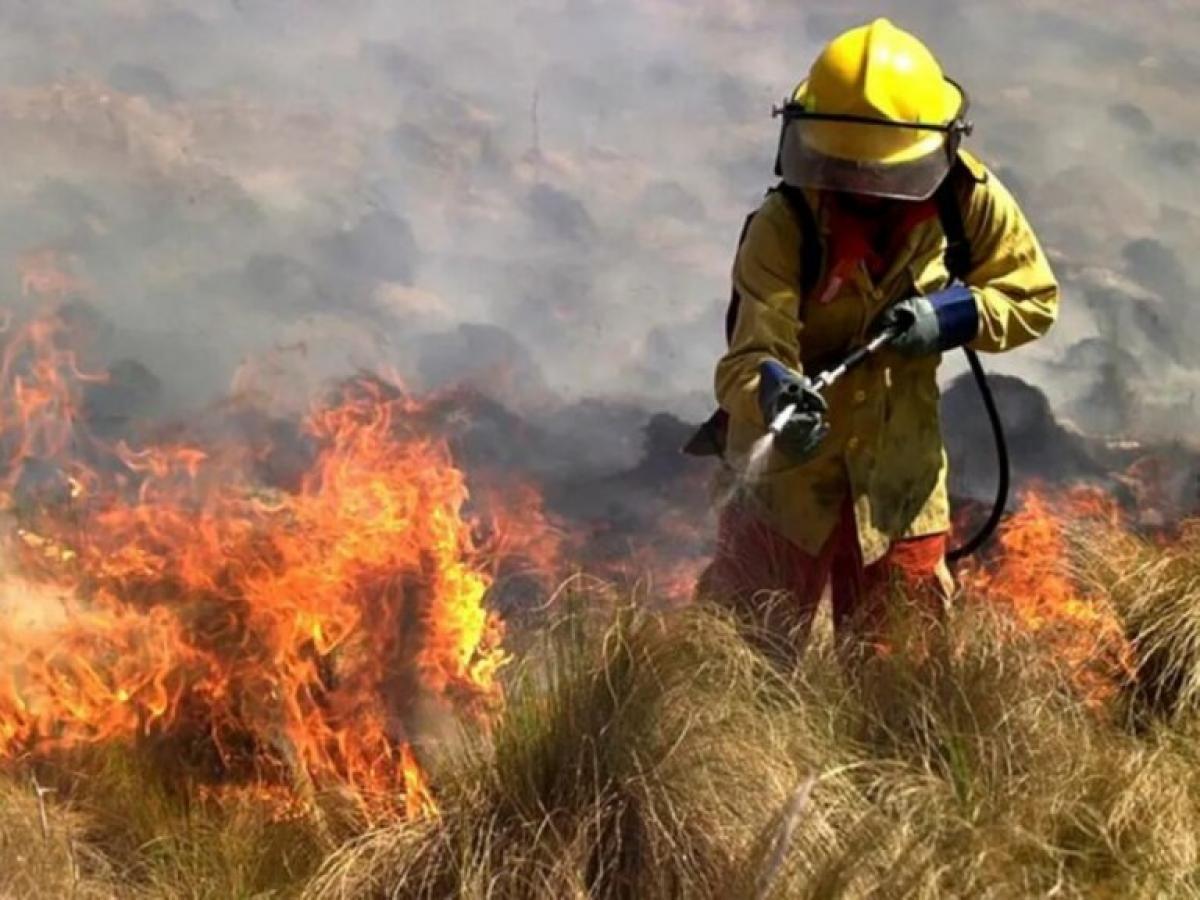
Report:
7,506,1200,897
0,308,512,823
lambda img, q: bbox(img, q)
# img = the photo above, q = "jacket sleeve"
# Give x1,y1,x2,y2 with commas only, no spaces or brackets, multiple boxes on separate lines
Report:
962,169,1060,353
714,197,806,428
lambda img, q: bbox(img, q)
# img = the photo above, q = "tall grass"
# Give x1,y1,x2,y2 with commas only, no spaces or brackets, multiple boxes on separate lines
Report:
0,772,116,898
7,521,1200,897
1079,522,1200,725
305,601,820,899
0,746,335,898
308,533,1200,899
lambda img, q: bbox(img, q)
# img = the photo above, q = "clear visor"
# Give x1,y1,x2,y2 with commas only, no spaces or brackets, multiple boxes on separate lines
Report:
778,118,955,201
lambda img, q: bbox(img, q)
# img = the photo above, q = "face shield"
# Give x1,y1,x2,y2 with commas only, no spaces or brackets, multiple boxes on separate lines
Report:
775,78,973,202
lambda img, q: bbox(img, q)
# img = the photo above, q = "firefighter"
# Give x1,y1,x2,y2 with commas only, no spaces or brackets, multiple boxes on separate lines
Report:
698,18,1059,654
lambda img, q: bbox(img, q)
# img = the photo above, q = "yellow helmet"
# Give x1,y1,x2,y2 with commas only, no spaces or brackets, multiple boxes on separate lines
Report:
776,18,972,200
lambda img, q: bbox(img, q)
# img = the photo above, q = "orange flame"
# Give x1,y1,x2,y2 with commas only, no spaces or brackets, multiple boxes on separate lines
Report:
471,478,566,583
0,308,510,819
961,486,1133,706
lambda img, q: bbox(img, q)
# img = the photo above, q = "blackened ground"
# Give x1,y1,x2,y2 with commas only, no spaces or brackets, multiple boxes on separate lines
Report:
941,370,1106,503
942,370,1200,524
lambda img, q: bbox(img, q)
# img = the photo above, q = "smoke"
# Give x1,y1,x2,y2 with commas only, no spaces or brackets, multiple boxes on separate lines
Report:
0,1,1194,446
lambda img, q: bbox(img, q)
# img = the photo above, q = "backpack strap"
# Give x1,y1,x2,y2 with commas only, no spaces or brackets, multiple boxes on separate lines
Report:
723,185,823,343
934,153,987,281
723,212,758,343
774,183,823,306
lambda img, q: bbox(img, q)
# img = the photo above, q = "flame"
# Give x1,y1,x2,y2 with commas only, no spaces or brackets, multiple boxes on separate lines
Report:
0,308,510,819
471,478,566,583
961,486,1133,706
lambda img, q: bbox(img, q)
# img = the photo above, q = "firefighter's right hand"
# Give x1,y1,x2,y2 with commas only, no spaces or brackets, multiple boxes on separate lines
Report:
774,404,830,461
757,360,829,461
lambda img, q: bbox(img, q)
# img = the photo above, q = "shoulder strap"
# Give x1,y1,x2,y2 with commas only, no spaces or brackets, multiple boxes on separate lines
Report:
723,185,823,344
723,212,758,343
934,154,986,281
774,183,822,303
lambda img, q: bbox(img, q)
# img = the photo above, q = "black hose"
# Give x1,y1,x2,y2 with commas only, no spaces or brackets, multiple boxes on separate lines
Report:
946,348,1010,562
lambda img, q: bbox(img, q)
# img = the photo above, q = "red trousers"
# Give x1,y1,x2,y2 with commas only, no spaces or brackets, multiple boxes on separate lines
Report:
701,500,948,655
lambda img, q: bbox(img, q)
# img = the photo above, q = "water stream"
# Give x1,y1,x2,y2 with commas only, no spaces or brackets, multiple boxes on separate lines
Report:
715,403,795,509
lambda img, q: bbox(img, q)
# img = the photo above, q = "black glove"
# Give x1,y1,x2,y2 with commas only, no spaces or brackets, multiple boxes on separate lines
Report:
878,283,979,357
757,360,829,461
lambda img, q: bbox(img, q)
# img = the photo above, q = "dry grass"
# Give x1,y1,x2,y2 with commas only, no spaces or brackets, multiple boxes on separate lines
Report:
304,593,1200,898
303,602,813,899
7,522,1200,898
0,747,335,898
1078,522,1200,725
0,772,116,898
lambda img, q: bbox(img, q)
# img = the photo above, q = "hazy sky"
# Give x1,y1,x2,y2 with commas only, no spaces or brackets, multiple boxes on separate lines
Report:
0,0,1197,438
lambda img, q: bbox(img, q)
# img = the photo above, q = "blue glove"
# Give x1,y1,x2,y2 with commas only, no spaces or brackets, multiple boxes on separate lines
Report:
757,360,829,461
879,283,979,357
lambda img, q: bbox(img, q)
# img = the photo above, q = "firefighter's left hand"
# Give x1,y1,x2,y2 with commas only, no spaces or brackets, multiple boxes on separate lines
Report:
879,284,979,357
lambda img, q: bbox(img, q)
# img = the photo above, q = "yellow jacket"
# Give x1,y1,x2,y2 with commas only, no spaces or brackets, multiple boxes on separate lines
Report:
715,155,1059,564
